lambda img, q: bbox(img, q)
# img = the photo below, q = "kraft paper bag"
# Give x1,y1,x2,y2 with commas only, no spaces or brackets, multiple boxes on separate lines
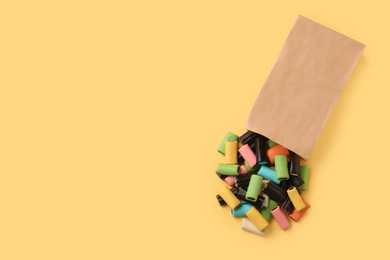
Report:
246,15,365,160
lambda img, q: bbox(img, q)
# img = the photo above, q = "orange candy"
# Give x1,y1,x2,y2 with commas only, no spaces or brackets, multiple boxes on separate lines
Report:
267,144,290,164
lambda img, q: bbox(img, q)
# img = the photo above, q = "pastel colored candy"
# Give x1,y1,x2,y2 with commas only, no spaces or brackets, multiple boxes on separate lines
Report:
266,139,277,148
287,186,306,211
244,161,260,172
271,206,290,230
224,176,235,187
217,185,241,209
239,164,249,174
241,218,266,236
217,132,239,154
258,166,281,184
260,199,278,222
267,144,290,165
225,141,238,164
239,144,257,167
231,202,253,217
216,163,239,176
289,196,311,222
299,165,310,190
245,207,269,231
245,175,263,202
275,155,289,180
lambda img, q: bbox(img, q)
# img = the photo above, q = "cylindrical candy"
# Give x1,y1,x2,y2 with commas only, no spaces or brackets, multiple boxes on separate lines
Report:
217,185,241,209
271,206,290,230
225,141,238,164
281,197,295,214
260,199,278,222
244,161,260,172
289,174,304,188
275,155,289,180
245,175,263,202
261,194,269,208
241,218,266,236
258,166,281,184
217,132,239,154
239,164,249,174
216,164,239,176
216,195,226,206
289,152,300,176
299,165,310,190
266,139,277,148
255,136,268,165
231,202,253,217
267,144,289,165
289,196,311,222
287,186,306,211
262,181,287,204
224,176,235,187
239,130,258,145
235,172,256,188
245,207,269,231
244,196,264,210
239,144,257,167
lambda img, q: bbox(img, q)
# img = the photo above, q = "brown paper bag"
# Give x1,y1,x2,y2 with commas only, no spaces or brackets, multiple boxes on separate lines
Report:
246,15,365,160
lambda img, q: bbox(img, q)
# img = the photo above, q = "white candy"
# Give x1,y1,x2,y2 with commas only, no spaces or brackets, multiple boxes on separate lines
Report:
241,218,266,236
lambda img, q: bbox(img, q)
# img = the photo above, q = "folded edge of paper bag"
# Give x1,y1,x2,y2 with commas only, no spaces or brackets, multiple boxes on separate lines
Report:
246,16,365,160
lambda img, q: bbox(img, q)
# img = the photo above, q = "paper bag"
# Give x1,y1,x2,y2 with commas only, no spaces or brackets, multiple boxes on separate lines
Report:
246,16,365,160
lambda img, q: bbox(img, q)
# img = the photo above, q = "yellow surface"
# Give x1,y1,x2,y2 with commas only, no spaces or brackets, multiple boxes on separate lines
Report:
0,1,389,259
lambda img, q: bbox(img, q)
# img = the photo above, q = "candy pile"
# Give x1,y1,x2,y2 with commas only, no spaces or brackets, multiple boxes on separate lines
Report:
215,130,310,236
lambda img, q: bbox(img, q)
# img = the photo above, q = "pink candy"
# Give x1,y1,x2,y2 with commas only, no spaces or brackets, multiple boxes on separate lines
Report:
238,144,257,167
271,206,290,230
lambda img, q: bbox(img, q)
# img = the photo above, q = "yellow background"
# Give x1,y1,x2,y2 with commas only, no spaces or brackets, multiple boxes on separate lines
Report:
1,1,389,259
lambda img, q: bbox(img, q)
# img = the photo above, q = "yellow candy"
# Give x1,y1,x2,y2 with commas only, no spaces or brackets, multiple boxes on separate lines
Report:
217,185,241,209
225,141,238,164
245,207,269,231
287,187,306,211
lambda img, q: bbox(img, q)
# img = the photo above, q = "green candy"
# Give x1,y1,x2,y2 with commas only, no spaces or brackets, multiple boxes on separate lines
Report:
275,155,289,180
216,163,239,176
217,132,239,154
245,175,263,202
244,161,260,172
260,199,278,222
266,139,277,148
299,165,310,190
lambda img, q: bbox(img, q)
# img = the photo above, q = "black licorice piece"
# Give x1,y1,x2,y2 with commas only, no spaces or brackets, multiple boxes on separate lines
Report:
235,173,256,187
289,174,305,188
279,180,291,191
255,135,269,165
281,197,295,214
262,181,287,204
239,130,259,145
233,187,247,200
289,152,301,176
216,195,227,206
244,196,265,210
238,153,245,164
